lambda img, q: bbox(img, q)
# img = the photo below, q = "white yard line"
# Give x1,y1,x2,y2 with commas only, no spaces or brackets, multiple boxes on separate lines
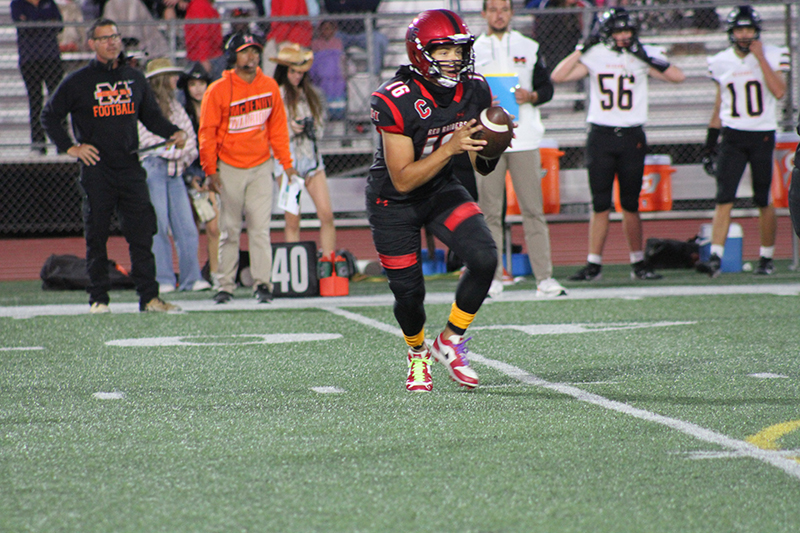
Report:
325,306,800,481
2,282,800,319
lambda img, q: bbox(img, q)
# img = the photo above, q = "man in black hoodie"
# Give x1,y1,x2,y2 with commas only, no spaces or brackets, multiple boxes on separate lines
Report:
42,18,186,314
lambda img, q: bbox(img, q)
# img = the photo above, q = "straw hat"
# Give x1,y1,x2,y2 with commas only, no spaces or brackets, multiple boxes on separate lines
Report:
269,43,314,72
145,57,184,79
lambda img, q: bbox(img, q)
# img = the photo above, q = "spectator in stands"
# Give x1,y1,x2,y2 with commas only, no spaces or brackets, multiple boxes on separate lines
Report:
142,0,188,20
473,0,567,299
102,0,170,58
696,6,789,278
41,18,185,313
251,0,265,16
551,7,685,282
184,0,225,80
222,8,265,56
138,58,211,293
80,0,108,20
179,63,221,289
323,0,387,75
12,0,65,156
309,20,346,121
198,32,297,304
267,0,316,48
533,0,588,112
56,0,85,52
270,44,336,258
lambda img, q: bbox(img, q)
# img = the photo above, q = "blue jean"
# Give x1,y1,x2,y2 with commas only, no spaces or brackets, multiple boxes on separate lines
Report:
143,157,203,290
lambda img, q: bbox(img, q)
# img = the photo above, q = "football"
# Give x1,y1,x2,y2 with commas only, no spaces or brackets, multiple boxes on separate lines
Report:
472,106,513,159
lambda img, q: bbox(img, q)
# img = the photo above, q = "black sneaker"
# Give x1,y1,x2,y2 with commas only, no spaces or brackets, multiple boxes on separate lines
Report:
567,262,602,281
254,284,273,303
754,256,774,275
214,290,233,304
696,253,721,278
631,260,663,280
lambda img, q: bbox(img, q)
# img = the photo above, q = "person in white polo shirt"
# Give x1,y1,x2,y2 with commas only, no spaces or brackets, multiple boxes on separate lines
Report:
551,7,685,282
472,0,566,298
696,5,789,278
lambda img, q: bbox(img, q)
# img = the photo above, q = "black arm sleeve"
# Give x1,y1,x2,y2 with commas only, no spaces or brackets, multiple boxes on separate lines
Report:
531,57,553,106
41,79,75,153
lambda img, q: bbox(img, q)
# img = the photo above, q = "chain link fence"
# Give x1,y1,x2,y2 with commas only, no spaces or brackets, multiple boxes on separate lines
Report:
0,1,797,235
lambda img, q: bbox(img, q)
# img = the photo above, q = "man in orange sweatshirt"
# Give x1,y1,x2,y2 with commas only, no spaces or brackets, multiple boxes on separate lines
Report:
199,31,297,304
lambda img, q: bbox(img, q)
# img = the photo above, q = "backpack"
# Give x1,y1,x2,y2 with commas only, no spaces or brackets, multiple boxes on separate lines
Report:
40,254,136,291
644,238,700,269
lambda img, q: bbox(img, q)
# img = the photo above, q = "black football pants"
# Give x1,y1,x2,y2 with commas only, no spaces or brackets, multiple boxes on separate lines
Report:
79,162,159,306
368,180,497,338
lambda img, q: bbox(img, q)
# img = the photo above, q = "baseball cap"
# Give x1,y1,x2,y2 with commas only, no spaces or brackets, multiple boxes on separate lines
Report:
226,32,263,54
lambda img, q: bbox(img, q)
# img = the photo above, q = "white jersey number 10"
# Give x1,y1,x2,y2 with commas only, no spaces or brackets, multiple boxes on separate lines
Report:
726,80,764,118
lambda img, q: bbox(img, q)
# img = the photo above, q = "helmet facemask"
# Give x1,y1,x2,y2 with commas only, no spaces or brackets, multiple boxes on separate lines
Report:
728,25,760,54
420,37,474,88
600,8,637,52
726,6,762,54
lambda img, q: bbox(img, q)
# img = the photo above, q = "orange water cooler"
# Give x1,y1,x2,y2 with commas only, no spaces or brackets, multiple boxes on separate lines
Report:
613,154,675,212
506,138,563,215
318,252,349,296
771,131,799,208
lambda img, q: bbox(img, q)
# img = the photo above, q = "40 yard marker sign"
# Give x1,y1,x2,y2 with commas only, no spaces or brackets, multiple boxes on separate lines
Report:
271,241,318,297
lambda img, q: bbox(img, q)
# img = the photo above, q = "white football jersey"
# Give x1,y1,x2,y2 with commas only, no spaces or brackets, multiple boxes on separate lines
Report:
474,30,545,151
580,44,667,127
707,45,790,131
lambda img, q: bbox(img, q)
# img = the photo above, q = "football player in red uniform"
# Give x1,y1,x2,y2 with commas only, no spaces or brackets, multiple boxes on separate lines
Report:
368,9,499,392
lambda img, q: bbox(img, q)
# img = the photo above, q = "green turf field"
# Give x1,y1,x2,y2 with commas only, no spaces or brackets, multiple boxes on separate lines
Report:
2,263,800,532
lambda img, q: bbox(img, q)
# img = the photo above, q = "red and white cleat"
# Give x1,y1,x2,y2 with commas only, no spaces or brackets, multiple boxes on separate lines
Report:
431,333,479,389
406,345,433,392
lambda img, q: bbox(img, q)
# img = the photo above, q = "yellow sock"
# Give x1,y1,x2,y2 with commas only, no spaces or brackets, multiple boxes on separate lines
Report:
448,303,476,333
404,329,425,349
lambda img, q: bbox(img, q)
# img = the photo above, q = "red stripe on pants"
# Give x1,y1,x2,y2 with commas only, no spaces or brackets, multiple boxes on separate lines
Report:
379,253,417,270
444,202,482,231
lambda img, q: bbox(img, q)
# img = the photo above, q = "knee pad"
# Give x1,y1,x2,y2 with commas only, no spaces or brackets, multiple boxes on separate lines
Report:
465,245,497,282
387,266,425,310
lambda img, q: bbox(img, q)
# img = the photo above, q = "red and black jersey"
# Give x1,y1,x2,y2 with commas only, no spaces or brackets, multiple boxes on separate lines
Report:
368,66,491,202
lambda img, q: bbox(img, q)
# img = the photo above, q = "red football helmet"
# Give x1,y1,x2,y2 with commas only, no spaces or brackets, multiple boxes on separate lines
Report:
406,9,474,88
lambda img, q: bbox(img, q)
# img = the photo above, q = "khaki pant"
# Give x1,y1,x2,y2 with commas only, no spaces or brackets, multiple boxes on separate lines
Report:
476,149,553,282
217,159,274,293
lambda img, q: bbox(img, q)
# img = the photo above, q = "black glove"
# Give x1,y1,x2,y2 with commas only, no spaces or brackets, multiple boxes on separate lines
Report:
627,38,670,73
576,33,601,53
475,155,500,176
701,127,720,177
701,152,717,177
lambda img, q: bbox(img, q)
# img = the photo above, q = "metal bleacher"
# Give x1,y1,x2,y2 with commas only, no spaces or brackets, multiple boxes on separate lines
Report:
0,2,795,159
0,2,797,231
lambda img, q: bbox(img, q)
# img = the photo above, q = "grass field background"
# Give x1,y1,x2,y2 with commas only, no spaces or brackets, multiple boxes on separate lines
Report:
2,263,800,532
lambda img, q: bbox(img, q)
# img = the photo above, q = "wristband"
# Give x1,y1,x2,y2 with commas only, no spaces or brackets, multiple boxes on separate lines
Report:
704,127,720,151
